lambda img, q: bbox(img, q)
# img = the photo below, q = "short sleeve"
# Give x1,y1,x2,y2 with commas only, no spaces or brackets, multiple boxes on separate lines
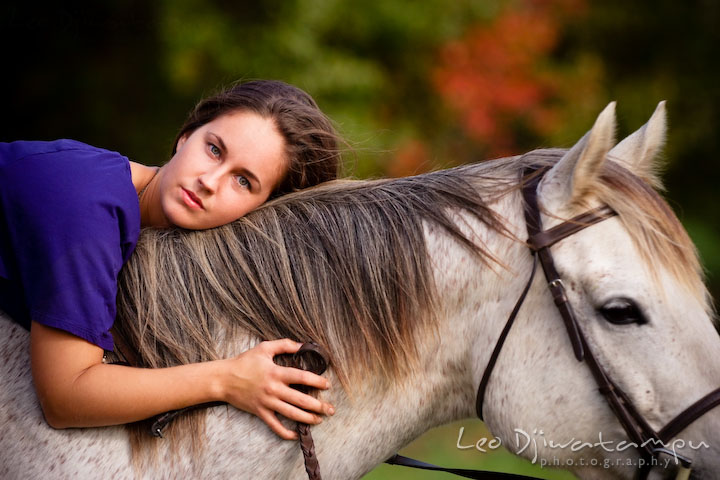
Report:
0,140,140,350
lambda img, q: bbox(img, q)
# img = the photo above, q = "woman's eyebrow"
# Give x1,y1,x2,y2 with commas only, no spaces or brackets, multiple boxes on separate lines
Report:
209,132,227,152
240,168,262,190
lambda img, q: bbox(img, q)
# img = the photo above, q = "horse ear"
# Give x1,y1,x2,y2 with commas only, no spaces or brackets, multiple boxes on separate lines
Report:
542,102,617,207
607,101,666,189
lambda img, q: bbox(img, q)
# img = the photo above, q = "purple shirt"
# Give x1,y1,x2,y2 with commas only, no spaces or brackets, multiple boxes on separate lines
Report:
0,140,140,350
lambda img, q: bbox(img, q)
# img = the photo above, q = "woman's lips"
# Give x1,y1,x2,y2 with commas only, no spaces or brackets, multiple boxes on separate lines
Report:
182,188,204,209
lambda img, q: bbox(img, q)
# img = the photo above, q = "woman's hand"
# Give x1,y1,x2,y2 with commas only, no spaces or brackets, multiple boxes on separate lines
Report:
218,339,335,440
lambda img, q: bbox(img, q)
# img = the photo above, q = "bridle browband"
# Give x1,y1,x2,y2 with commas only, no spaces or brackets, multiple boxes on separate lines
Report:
475,165,720,479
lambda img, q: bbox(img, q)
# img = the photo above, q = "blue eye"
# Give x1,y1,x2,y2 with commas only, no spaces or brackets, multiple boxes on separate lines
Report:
209,144,221,157
235,175,250,189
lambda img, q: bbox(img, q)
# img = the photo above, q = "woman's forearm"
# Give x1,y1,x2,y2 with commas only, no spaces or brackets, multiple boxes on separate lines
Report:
31,321,225,427
45,361,226,428
30,322,334,437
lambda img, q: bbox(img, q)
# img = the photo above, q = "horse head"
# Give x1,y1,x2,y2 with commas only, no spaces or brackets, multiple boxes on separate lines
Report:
483,102,720,479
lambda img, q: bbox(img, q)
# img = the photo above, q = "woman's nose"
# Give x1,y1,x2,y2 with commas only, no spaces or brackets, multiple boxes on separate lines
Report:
198,169,222,193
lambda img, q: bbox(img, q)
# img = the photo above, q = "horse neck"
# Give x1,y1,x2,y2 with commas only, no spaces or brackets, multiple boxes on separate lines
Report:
307,189,535,477
422,188,532,416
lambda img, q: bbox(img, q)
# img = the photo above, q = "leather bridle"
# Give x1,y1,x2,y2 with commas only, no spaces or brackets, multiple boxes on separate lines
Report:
475,166,720,479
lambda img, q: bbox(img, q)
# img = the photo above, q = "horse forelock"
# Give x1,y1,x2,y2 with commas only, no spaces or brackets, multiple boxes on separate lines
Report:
597,163,711,312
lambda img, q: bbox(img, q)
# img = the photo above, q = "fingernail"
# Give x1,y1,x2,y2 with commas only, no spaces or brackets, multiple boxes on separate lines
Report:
328,406,335,415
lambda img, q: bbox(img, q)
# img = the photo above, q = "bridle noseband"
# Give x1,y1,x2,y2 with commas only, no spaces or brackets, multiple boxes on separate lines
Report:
476,166,720,479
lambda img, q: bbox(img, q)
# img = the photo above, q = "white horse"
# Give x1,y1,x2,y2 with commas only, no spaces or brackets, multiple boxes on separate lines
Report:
1,102,718,479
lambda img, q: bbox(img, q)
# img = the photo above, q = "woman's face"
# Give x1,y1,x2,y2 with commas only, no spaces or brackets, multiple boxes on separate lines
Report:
155,110,287,230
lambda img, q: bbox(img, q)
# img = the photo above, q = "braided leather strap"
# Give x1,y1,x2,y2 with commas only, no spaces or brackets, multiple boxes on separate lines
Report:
150,401,225,438
292,343,330,480
298,422,322,480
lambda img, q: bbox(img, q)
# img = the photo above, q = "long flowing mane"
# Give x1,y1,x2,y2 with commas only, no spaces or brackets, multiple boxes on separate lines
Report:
114,164,512,383
112,149,707,457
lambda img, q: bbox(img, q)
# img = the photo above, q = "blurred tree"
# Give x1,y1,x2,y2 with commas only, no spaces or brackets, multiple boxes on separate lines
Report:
154,0,496,176
567,0,720,301
433,0,600,158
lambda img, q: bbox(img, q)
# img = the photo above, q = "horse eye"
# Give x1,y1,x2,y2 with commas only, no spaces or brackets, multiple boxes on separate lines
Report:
598,298,647,325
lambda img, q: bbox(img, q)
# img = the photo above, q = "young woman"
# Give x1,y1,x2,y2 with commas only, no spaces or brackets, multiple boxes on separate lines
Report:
0,80,340,440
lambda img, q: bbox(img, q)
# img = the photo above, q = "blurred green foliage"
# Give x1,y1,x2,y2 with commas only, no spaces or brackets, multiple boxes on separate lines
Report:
365,420,577,480
2,1,719,478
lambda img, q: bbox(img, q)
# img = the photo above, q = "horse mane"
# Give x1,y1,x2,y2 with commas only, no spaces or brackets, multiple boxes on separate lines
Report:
112,162,513,461
112,148,710,460
114,165,513,379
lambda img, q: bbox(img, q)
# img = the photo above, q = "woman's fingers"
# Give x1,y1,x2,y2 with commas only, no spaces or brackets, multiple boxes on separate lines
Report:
277,367,334,415
256,339,333,391
281,367,331,390
257,408,298,440
269,398,325,425
279,386,335,416
259,338,302,356
228,339,337,440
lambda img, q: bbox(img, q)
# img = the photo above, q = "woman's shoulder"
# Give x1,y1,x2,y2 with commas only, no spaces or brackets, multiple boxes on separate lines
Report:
1,139,132,189
0,139,126,165
0,138,141,269
0,139,138,227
